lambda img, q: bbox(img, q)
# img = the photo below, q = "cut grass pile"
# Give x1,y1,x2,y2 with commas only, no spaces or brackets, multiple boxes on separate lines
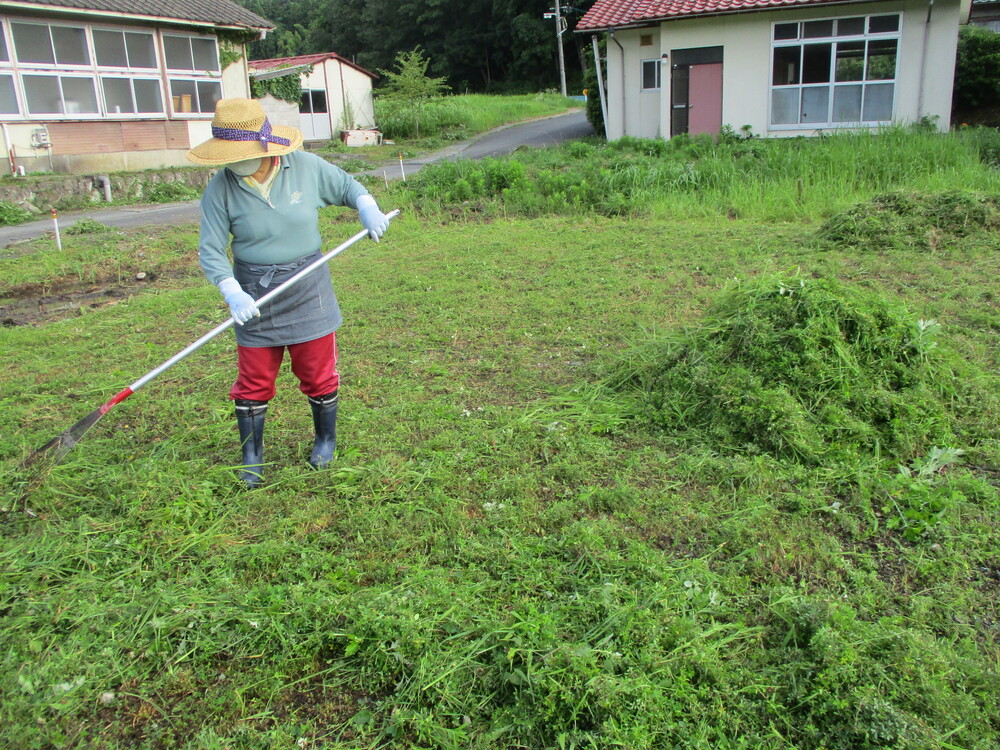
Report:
816,189,1000,251
609,273,974,465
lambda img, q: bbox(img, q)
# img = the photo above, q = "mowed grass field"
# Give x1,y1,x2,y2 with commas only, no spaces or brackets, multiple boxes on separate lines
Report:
1,130,999,748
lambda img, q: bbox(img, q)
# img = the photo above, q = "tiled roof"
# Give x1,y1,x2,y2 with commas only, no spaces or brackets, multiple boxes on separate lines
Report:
577,0,884,30
1,0,273,29
249,52,378,79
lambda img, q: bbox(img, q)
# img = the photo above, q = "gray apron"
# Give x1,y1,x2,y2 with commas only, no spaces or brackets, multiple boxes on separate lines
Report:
232,251,342,347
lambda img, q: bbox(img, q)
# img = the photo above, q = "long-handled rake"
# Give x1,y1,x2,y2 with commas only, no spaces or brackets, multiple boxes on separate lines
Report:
11,210,399,504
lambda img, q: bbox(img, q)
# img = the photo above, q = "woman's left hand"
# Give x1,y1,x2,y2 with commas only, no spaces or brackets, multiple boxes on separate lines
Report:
357,195,390,242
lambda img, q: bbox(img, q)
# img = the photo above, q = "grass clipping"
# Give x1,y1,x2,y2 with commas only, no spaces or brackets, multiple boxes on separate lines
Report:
817,189,1000,252
615,275,967,464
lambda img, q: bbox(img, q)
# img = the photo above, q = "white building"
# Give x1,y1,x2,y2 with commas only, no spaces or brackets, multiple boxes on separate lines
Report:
0,0,272,173
577,0,972,140
248,53,378,143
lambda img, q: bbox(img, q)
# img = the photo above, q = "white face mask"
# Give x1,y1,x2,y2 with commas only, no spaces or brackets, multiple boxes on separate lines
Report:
226,158,263,177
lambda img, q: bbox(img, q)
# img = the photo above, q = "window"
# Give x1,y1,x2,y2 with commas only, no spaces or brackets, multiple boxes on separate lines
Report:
93,29,157,68
102,76,163,114
640,34,654,46
11,22,89,66
300,89,327,114
23,74,99,115
163,34,219,72
163,33,221,115
169,79,221,114
641,59,661,90
770,14,899,127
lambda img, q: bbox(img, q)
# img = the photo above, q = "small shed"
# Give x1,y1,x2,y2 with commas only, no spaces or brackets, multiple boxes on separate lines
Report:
248,53,378,142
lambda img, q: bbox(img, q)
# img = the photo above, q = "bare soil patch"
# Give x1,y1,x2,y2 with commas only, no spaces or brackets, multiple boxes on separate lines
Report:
0,270,192,327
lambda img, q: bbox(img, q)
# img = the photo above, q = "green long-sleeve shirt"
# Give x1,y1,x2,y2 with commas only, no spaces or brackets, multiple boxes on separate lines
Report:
198,149,369,285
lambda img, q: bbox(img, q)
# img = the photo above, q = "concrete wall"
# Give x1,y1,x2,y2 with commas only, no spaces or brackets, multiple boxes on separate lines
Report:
603,0,963,140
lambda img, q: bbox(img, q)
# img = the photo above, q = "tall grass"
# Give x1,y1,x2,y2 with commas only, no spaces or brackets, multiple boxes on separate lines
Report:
392,126,1000,222
374,92,580,141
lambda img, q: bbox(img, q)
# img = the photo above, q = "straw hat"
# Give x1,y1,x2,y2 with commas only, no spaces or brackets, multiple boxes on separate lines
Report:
187,98,303,165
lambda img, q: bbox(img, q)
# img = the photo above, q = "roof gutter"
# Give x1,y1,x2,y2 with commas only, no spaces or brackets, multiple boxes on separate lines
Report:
917,0,935,119
0,1,273,32
609,28,625,136
249,64,313,80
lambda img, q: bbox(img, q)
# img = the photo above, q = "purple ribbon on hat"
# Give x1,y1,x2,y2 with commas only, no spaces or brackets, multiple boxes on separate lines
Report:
211,117,290,151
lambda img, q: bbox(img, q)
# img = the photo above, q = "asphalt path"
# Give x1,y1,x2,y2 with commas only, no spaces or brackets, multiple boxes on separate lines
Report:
0,110,592,246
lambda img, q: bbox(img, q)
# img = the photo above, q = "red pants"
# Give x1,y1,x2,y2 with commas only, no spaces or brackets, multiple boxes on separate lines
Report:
230,333,339,401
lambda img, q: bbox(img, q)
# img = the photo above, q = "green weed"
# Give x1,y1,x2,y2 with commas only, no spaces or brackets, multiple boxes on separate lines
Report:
0,199,33,225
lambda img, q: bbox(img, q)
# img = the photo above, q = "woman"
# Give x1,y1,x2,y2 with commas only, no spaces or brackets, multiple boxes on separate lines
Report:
187,98,390,488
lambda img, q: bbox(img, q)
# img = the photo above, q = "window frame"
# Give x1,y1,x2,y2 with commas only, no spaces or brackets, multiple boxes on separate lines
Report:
768,13,901,130
161,31,222,118
640,58,661,92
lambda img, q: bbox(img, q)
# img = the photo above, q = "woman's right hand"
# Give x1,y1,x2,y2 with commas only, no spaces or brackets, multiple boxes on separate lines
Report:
218,277,260,325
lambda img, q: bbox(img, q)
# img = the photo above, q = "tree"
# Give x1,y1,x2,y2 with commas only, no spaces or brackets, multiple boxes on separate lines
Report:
377,47,449,138
952,25,1000,126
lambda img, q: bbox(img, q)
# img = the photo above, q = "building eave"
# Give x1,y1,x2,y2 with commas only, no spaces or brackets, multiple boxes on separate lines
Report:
575,0,901,33
0,0,274,31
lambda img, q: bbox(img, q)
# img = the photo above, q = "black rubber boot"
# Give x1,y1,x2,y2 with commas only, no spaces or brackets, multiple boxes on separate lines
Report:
235,399,268,489
308,391,338,468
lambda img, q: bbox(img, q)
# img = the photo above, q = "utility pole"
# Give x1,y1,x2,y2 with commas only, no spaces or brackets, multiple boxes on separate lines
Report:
544,3,568,97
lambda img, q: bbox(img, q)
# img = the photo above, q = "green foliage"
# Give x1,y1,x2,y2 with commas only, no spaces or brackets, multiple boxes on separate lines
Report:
392,127,1000,221
0,200,32,226
879,446,975,541
583,46,605,136
238,0,579,94
249,69,303,105
610,274,973,465
217,42,244,71
377,47,449,139
145,181,201,203
65,218,111,235
953,25,1000,117
374,91,578,141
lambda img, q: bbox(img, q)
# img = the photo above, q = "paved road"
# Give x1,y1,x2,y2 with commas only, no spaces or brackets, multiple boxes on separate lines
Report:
0,110,592,246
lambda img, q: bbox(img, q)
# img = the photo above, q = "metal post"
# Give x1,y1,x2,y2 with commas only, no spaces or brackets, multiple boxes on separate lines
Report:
554,0,568,97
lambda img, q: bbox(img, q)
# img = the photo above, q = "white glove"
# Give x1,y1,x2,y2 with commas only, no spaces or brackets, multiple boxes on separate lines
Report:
357,194,389,242
218,277,259,326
